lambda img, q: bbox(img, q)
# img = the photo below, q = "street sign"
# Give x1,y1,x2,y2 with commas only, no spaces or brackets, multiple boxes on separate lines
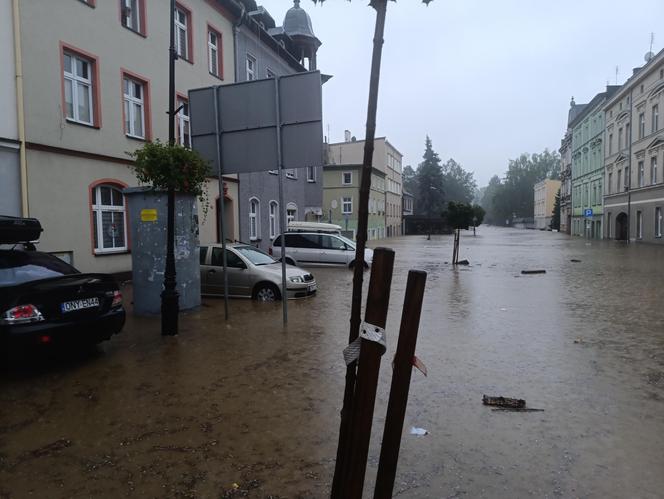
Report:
584,208,593,218
189,71,323,175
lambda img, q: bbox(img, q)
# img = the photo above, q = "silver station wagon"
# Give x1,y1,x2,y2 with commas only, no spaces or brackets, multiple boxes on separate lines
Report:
199,243,316,302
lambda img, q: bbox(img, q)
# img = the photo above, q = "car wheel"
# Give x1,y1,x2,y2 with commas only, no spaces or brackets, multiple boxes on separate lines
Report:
254,283,281,302
285,257,296,266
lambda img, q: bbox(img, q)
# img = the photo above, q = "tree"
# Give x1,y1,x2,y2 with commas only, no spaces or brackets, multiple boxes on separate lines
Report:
402,164,417,194
444,201,475,264
550,188,561,231
415,136,445,216
441,158,477,204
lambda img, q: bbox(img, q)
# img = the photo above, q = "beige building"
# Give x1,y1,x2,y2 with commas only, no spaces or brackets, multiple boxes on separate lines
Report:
603,49,664,243
534,179,561,229
7,0,243,274
327,133,403,238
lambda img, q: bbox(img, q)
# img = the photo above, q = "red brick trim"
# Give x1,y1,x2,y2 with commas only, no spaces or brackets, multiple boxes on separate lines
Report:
26,142,133,165
59,42,102,129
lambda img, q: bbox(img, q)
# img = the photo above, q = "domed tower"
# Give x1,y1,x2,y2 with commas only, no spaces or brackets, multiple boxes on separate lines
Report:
282,0,321,70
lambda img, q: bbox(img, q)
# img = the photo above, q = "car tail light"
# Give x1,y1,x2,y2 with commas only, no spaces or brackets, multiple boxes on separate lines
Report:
111,290,123,308
268,247,273,256
1,304,44,325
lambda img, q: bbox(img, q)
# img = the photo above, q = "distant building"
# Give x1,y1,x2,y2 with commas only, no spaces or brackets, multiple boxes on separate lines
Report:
603,49,664,243
569,86,620,238
322,163,386,240
559,97,587,235
402,190,414,234
534,179,561,229
235,1,324,251
326,135,403,237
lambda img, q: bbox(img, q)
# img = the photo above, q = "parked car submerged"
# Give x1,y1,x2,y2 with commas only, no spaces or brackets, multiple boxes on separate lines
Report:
199,243,316,302
0,216,125,349
270,224,374,268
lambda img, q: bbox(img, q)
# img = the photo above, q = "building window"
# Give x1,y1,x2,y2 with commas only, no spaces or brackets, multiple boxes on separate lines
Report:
92,184,127,253
120,0,145,35
306,166,316,182
653,105,659,133
176,96,190,147
608,134,613,154
638,161,645,187
617,169,622,191
639,113,645,138
342,197,352,214
651,157,658,185
246,54,256,81
607,213,612,238
174,4,191,61
123,75,146,139
207,28,222,78
618,128,623,150
636,210,643,239
656,207,662,237
342,172,352,185
286,203,297,223
63,51,96,126
269,201,278,239
249,198,260,240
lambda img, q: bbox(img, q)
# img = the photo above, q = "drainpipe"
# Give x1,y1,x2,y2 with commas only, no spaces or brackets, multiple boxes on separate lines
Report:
12,0,28,216
232,3,245,83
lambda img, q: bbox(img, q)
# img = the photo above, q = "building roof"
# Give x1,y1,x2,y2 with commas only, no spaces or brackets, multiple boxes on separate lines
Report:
283,0,321,47
604,47,664,108
327,136,404,158
569,86,620,129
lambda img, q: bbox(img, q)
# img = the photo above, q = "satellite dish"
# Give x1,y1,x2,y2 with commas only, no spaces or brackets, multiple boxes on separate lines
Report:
645,51,654,62
331,199,338,209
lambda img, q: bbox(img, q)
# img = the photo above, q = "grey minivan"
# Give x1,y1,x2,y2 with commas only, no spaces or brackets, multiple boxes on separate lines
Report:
199,243,316,301
270,232,374,268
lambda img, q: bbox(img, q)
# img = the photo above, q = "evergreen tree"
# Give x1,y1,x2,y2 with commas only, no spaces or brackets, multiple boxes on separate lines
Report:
550,188,561,230
414,136,445,216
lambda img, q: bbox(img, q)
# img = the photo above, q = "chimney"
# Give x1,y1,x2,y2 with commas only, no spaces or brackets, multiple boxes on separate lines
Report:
633,67,641,76
344,130,351,142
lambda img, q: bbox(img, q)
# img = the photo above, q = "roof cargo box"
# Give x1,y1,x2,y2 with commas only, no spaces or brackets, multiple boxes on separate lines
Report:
0,216,43,244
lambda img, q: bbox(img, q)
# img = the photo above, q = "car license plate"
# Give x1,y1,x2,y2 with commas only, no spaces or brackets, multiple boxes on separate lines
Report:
61,297,100,313
308,284,317,292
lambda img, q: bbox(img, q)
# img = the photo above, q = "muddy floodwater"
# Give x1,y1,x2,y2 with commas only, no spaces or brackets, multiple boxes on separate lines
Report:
2,227,664,498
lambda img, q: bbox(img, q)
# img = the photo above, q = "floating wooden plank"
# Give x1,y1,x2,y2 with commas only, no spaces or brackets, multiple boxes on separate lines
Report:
521,269,546,275
482,394,526,409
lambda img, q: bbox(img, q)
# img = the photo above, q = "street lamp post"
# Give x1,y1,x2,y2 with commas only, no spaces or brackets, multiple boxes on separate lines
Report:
161,0,179,336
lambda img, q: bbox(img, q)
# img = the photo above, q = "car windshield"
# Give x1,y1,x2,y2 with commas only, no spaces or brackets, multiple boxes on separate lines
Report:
338,235,356,248
234,246,276,266
0,250,79,286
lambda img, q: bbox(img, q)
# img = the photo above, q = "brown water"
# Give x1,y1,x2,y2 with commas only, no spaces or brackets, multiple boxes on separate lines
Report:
1,227,663,498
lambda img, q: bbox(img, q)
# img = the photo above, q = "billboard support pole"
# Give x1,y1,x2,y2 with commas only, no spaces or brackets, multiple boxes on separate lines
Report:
213,86,230,320
274,76,288,324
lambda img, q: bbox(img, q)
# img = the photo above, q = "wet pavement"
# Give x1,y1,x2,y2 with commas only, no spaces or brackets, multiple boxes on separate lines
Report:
1,226,664,498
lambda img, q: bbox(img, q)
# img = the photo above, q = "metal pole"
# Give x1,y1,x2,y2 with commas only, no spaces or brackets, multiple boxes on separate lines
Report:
331,2,388,495
161,0,179,336
213,86,230,320
344,247,395,499
274,76,288,324
374,270,427,499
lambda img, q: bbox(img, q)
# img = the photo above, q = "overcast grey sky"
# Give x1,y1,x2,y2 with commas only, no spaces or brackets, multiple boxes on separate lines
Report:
259,0,663,186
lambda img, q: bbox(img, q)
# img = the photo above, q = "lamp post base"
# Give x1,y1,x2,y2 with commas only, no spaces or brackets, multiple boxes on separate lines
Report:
161,288,180,336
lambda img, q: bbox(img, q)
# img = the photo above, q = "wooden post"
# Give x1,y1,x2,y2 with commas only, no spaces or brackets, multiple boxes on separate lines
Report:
332,1,389,497
374,270,427,499
343,247,395,499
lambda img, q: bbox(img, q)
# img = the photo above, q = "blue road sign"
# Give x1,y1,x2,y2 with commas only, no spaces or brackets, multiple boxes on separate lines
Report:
584,208,593,218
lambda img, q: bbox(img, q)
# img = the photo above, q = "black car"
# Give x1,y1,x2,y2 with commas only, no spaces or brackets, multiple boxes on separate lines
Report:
0,217,125,349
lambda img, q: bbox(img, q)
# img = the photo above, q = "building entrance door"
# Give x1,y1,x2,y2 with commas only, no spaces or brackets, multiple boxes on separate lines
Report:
615,212,628,240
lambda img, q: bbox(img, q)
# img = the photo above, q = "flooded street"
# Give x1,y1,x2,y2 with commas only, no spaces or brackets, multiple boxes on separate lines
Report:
2,226,664,498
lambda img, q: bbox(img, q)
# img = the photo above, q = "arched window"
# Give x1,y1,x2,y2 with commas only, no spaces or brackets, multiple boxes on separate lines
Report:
269,200,279,239
91,183,127,253
249,197,260,240
286,202,297,224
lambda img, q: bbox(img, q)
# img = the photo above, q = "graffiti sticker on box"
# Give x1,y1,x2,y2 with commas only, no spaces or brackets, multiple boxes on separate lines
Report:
141,209,158,222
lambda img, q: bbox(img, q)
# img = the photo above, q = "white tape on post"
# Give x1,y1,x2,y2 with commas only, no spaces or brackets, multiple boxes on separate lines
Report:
343,321,387,365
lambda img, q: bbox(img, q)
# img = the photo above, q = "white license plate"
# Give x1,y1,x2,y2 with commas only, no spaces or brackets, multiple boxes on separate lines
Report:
308,284,317,292
61,297,100,313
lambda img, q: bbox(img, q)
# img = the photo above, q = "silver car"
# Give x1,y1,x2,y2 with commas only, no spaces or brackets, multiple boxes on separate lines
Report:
199,243,317,302
270,232,374,268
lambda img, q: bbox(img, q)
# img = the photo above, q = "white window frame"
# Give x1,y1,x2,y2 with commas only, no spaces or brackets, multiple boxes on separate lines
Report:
269,200,278,239
653,105,659,133
286,203,297,223
174,6,189,60
249,197,260,241
307,166,316,182
246,54,256,81
121,0,141,32
176,97,190,147
208,29,219,76
342,172,352,185
123,76,145,139
92,185,127,254
656,207,662,237
639,161,645,187
342,197,352,215
64,52,94,125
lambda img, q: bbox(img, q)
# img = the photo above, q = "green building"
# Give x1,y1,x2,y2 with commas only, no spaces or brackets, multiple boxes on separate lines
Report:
323,164,386,240
570,86,620,238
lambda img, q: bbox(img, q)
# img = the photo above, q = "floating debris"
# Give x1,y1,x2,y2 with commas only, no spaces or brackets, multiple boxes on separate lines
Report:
521,269,546,275
410,427,428,436
482,395,525,409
